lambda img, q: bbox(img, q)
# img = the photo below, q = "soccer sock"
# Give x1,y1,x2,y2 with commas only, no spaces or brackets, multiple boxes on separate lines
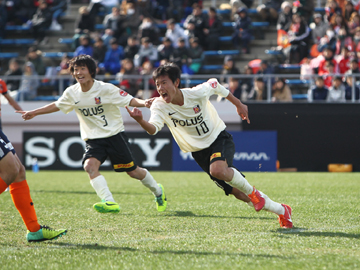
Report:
9,180,41,232
141,169,162,197
258,190,285,215
0,177,8,194
228,168,254,195
90,175,115,202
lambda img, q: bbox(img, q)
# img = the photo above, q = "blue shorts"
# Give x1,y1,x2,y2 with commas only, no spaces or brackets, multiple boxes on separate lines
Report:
0,130,16,160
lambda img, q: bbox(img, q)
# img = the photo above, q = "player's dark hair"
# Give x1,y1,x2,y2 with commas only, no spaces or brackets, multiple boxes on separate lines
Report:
152,62,181,88
68,54,97,78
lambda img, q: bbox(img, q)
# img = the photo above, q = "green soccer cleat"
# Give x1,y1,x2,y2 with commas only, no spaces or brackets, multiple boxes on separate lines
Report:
26,225,67,242
155,184,167,212
93,201,120,213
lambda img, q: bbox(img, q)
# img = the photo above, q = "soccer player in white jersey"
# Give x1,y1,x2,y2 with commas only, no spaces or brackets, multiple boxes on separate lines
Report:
126,63,293,228
17,55,167,214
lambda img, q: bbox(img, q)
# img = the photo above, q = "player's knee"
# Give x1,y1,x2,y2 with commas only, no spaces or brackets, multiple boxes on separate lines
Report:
83,159,98,176
209,166,226,181
126,166,144,180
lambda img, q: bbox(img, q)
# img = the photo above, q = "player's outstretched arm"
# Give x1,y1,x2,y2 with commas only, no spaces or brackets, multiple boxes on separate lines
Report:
125,106,157,135
16,102,60,121
4,93,22,111
129,98,155,108
226,92,250,124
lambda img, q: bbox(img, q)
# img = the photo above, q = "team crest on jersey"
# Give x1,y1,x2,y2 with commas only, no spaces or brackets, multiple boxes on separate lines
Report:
95,97,101,104
208,79,217,88
119,90,128,96
193,104,201,113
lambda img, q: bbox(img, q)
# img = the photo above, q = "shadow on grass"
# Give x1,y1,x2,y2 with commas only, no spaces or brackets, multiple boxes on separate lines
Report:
164,211,273,220
32,190,145,196
47,242,284,258
275,228,360,239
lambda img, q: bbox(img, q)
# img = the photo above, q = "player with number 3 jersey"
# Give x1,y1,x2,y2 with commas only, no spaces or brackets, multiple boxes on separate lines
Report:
17,55,167,214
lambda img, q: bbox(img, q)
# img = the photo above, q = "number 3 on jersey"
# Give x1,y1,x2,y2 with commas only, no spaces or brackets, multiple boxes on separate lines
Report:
101,115,108,127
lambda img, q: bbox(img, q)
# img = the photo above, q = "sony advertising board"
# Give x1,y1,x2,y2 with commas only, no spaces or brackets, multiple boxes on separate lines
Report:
23,132,172,170
23,131,276,171
172,131,277,172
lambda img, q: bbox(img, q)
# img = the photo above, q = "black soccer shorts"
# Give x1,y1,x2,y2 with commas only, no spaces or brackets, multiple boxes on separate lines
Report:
191,129,244,196
0,130,16,161
82,132,138,172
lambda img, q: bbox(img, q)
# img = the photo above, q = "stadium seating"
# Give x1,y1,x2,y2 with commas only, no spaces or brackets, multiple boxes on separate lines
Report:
0,52,20,59
42,52,74,58
0,39,35,45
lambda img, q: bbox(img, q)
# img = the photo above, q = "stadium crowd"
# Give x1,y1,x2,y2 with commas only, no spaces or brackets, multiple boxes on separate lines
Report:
1,0,360,102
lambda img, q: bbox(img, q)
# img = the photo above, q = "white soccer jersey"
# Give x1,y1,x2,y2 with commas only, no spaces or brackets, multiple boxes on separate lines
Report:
149,78,229,152
55,80,133,141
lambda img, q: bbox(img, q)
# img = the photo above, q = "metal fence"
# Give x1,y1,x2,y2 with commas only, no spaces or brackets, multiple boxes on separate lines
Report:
1,73,359,103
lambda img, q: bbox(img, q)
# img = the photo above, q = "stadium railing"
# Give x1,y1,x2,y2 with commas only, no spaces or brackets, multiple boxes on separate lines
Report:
3,73,359,103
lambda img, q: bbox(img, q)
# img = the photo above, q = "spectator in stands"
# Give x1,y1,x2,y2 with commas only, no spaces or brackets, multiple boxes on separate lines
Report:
158,37,175,62
30,0,53,45
57,53,71,89
322,61,337,87
74,34,94,57
0,1,7,39
330,13,348,35
239,65,254,99
325,0,342,23
134,37,158,68
183,3,207,48
4,58,23,91
327,76,346,101
344,75,360,100
344,1,356,24
347,12,360,36
88,0,119,19
16,62,40,101
123,35,139,60
221,56,240,85
271,78,293,102
256,60,275,88
187,37,203,74
300,57,314,82
277,1,293,31
284,13,310,63
252,77,267,101
203,7,223,51
293,0,314,24
217,77,242,101
75,6,95,34
49,0,67,31
345,59,360,81
171,38,191,72
26,46,46,76
121,1,144,40
335,28,354,55
337,47,351,74
14,0,38,24
166,19,189,48
93,37,108,64
308,76,329,102
184,21,197,43
137,17,160,46
311,13,329,45
318,27,337,53
102,6,125,48
318,47,338,75
257,0,282,25
232,7,253,54
138,60,156,98
116,58,139,97
103,38,124,75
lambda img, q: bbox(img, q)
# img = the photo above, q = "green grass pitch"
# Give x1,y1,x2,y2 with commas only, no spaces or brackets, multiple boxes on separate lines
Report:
0,171,359,270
